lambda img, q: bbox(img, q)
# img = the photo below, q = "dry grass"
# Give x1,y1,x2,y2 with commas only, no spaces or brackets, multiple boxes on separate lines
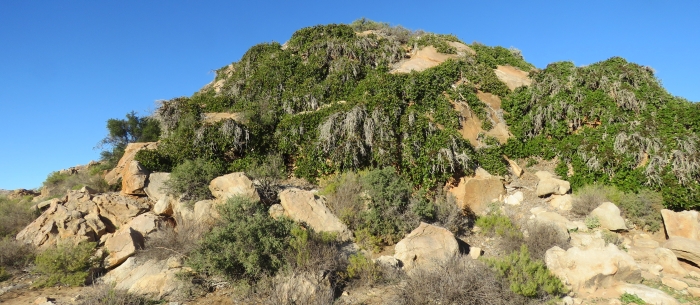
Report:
137,215,210,261
0,195,39,238
78,284,154,305
235,272,336,305
394,256,535,305
571,184,608,216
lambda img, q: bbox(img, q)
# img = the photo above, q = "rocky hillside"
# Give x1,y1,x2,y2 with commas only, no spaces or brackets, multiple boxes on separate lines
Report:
1,19,700,305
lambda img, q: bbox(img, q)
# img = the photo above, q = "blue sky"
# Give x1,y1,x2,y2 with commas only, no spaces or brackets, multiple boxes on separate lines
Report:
1,1,698,190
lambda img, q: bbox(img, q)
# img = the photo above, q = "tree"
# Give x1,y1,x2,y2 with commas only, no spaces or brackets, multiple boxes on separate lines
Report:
97,111,161,167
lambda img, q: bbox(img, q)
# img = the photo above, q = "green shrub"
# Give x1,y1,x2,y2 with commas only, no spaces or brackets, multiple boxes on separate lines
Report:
471,43,534,71
41,170,113,199
322,171,364,229
573,184,662,232
354,228,382,253
97,111,161,169
0,237,36,269
359,167,416,244
602,230,624,248
0,196,39,238
166,158,226,203
34,242,97,287
571,184,607,216
0,267,10,282
245,154,287,205
286,226,345,274
188,196,295,281
346,253,381,286
620,292,646,304
476,213,521,239
484,245,567,298
585,216,600,229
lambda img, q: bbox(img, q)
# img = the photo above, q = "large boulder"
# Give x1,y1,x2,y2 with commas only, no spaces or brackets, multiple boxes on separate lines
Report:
530,207,575,241
504,156,523,177
124,213,162,237
615,283,680,305
102,256,189,299
193,200,219,223
545,244,641,291
105,142,158,185
144,172,170,202
394,222,460,271
104,227,144,269
448,168,504,214
590,202,627,231
655,247,688,276
663,236,700,266
209,172,260,202
121,161,149,195
549,194,573,211
278,188,351,240
535,171,570,197
661,209,700,240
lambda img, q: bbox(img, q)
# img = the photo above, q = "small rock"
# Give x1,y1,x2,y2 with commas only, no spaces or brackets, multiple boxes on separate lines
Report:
561,296,574,305
469,246,482,259
550,194,573,211
504,191,523,205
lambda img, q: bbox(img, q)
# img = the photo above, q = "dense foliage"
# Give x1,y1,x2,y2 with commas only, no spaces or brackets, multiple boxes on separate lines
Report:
98,111,160,168
503,57,700,209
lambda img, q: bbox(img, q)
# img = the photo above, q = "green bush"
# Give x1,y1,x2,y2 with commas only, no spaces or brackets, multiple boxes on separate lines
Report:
0,237,36,269
245,154,287,205
573,184,662,232
346,252,381,286
585,216,600,229
476,213,521,239
571,184,607,216
34,242,97,287
359,167,416,244
97,111,161,168
484,245,567,298
41,170,113,199
188,196,295,281
620,292,646,304
0,195,39,238
165,158,226,203
0,267,10,282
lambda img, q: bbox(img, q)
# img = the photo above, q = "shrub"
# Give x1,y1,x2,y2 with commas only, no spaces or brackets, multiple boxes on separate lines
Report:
188,196,295,281
346,253,381,286
602,230,624,248
138,215,210,261
0,196,39,238
322,171,364,229
484,245,567,298
0,267,9,282
571,184,607,216
246,154,287,205
34,242,97,287
0,237,36,269
286,226,346,275
616,189,663,232
397,256,532,305
166,158,226,203
354,228,382,253
78,284,154,305
585,216,600,229
620,292,646,304
42,170,114,199
433,190,472,236
476,213,521,239
359,167,416,244
518,223,570,261
236,272,335,305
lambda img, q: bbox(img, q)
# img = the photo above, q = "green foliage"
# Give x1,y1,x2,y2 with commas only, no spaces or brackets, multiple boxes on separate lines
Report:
0,267,9,282
471,43,534,71
620,292,646,304
245,154,287,204
502,57,700,209
165,158,226,203
476,213,521,239
0,195,39,238
34,242,97,287
585,216,600,229
42,169,114,198
574,184,663,232
346,253,381,282
188,196,295,281
408,33,462,54
98,111,161,168
484,245,566,298
602,230,624,248
359,167,415,244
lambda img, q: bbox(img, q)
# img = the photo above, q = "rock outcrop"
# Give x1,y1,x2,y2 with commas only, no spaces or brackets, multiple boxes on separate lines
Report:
545,244,641,291
102,257,190,299
104,142,158,185
278,188,351,240
144,172,170,202
394,222,459,271
104,227,144,269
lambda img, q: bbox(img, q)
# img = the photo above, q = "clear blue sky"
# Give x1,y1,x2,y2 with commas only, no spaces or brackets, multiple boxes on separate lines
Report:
1,1,698,190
